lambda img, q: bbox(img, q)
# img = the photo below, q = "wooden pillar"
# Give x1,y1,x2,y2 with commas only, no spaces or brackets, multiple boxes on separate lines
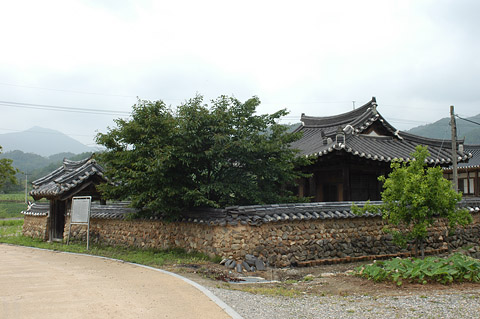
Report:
48,200,55,242
309,176,316,198
342,166,350,201
298,179,305,198
315,171,324,202
467,169,470,195
474,169,479,197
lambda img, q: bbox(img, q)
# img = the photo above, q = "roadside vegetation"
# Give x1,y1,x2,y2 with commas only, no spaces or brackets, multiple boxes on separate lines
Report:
353,146,472,258
218,283,303,297
351,145,478,286
355,254,480,286
0,220,219,267
0,193,29,218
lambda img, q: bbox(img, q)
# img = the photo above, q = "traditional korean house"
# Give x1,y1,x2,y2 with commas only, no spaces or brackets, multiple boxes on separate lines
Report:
20,109,480,267
444,145,480,197
290,97,472,202
29,156,106,241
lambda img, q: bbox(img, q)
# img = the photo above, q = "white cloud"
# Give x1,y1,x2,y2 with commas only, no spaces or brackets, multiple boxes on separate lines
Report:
0,0,478,145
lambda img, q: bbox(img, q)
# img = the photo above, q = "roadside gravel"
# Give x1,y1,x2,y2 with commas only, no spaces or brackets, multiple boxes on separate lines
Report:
208,287,480,319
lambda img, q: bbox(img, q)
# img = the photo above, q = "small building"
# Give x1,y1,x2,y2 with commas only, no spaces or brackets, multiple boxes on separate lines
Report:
290,97,471,202
29,156,106,241
444,145,480,197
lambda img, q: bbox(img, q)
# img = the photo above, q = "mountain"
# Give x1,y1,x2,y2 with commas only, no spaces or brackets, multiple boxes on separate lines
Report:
407,114,480,145
0,127,96,156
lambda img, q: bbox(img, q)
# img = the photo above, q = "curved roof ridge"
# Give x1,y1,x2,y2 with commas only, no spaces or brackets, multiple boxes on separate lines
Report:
30,155,106,200
31,166,64,186
63,156,94,172
31,155,95,186
398,130,464,148
301,97,376,128
54,159,104,184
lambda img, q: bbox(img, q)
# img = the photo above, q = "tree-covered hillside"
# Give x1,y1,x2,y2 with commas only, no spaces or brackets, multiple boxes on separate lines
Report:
0,150,93,193
407,114,480,145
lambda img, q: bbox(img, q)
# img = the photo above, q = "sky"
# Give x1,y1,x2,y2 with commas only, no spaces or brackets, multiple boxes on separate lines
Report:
0,0,479,147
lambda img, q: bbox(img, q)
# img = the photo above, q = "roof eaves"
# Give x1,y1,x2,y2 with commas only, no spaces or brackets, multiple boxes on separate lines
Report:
31,166,65,186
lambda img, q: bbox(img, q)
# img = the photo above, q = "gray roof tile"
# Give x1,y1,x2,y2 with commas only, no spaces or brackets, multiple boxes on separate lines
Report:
290,98,471,165
23,199,480,227
30,156,105,199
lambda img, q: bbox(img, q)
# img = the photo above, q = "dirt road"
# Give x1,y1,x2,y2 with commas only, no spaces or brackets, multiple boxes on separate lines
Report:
0,245,235,319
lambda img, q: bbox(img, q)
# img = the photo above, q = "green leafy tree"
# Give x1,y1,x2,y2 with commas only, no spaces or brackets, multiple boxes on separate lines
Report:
96,95,310,218
354,145,472,258
0,146,17,190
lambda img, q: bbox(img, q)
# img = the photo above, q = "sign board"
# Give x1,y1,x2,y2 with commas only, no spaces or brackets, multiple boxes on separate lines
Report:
67,196,92,250
71,197,92,224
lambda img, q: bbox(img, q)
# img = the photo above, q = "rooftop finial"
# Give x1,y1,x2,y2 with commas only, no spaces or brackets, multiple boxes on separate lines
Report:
371,96,378,114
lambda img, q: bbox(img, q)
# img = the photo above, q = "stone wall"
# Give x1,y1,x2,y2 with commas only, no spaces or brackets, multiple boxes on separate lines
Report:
23,215,48,240
61,212,480,267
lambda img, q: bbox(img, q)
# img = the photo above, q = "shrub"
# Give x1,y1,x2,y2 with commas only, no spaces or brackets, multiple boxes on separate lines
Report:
355,254,480,286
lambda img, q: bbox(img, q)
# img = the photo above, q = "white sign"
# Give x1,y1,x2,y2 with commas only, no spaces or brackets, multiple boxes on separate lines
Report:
71,197,91,224
68,196,92,250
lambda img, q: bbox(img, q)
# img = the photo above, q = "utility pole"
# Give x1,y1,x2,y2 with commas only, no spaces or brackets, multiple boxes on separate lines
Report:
24,171,30,204
352,101,355,110
450,105,458,192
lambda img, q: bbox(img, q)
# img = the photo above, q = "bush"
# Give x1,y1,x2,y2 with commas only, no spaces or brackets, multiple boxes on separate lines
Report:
355,254,480,286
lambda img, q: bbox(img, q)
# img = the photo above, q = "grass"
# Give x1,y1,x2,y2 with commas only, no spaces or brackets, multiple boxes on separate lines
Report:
0,219,23,236
0,192,47,219
0,219,24,227
228,285,302,297
0,193,33,202
0,202,27,218
0,220,218,267
0,192,30,218
216,281,303,298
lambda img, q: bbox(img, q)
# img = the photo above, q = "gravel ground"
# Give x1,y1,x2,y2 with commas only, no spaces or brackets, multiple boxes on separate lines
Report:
208,287,480,319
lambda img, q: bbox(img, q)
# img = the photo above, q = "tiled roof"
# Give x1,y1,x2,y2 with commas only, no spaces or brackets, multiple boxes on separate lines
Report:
188,201,383,226
294,97,398,138
30,156,105,199
22,202,136,219
291,98,471,165
22,202,49,216
449,145,480,170
23,199,480,226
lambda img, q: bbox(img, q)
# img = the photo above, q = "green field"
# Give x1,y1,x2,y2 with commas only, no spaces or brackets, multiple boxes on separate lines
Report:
0,193,30,218
0,193,33,202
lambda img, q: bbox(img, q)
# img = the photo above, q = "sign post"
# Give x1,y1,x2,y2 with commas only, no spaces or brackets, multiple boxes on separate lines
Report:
67,196,92,250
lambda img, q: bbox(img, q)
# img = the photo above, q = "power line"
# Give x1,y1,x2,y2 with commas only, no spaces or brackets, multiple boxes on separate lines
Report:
0,100,131,116
0,82,137,98
456,114,480,126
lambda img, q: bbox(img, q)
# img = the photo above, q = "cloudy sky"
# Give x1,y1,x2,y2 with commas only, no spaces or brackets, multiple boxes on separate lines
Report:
0,0,478,146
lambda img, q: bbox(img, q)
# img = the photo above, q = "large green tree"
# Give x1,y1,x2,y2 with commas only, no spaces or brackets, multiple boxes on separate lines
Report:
0,146,17,190
354,145,472,258
96,95,310,218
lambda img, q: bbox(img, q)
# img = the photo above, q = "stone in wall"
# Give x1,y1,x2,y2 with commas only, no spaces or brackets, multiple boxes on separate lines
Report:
24,210,480,268
22,215,48,240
